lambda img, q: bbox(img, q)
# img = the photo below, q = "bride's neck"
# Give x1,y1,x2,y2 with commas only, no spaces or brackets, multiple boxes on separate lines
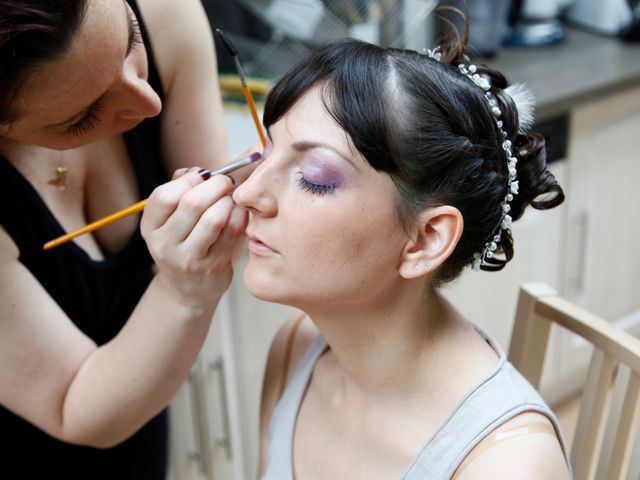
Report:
303,282,463,397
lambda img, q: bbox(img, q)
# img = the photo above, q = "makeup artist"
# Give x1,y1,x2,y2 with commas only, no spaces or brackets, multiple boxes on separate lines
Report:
0,0,249,478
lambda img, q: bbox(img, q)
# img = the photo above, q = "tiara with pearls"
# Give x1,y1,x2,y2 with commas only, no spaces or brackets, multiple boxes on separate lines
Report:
426,46,519,271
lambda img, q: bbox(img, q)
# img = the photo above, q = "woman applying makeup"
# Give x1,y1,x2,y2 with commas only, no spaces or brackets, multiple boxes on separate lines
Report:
234,34,572,479
0,0,248,477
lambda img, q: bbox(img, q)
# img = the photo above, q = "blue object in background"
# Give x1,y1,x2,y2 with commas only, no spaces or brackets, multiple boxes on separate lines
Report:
503,0,566,47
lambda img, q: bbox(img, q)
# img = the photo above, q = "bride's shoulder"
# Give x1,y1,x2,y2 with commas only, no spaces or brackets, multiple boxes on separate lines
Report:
453,412,570,480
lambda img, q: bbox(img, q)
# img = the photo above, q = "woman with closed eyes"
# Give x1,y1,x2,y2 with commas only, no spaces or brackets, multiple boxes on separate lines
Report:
0,0,248,477
233,32,572,479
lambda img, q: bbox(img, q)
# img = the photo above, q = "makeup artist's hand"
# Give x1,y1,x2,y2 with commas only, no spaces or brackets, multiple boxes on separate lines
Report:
140,169,248,308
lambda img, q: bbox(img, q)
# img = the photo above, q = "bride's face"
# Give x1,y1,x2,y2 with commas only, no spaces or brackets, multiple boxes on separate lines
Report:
233,85,409,308
0,0,161,150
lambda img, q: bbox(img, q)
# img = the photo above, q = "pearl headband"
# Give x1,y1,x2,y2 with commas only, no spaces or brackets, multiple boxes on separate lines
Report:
426,46,532,271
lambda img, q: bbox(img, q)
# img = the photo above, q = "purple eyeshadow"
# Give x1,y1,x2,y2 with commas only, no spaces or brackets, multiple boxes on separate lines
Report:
302,163,344,187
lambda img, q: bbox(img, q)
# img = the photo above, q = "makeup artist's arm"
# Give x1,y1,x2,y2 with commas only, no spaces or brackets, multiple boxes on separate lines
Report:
0,173,246,448
139,0,230,172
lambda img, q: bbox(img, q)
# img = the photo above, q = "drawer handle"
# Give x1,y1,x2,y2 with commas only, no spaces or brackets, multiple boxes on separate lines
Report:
569,210,589,296
210,355,233,460
188,363,214,478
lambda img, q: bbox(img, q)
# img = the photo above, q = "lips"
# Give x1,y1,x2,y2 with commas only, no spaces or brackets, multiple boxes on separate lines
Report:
246,233,279,255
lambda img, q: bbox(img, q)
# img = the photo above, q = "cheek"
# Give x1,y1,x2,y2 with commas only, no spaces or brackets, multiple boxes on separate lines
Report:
288,199,405,284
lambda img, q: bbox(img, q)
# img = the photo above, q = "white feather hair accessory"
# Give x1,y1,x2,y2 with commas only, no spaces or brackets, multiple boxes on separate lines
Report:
504,83,536,134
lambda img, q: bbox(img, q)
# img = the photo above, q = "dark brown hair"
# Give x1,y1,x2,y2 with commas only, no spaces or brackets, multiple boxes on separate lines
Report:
263,33,564,285
0,1,88,124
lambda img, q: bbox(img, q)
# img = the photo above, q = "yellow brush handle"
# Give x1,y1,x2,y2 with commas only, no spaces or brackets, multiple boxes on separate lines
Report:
242,83,267,147
43,199,148,250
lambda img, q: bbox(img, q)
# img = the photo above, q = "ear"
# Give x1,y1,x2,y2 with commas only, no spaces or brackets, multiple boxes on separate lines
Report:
398,205,464,279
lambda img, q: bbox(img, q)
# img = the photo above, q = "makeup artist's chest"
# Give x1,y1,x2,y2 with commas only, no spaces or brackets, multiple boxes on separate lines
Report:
24,135,139,259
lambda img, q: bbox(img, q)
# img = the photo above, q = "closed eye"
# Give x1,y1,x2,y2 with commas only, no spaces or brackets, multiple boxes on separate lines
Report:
297,175,336,196
66,100,104,136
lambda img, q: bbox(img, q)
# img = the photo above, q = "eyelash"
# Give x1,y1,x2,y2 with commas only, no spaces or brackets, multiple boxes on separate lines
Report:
67,101,104,136
297,175,336,196
128,17,143,55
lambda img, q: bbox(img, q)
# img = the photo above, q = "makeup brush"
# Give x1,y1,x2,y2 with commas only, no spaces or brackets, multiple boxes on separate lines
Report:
216,29,267,148
43,152,261,250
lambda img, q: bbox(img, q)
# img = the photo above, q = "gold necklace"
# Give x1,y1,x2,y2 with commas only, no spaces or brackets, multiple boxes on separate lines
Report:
47,156,69,192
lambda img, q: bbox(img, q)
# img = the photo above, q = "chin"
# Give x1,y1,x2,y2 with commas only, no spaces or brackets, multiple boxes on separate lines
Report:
241,263,316,308
242,266,288,304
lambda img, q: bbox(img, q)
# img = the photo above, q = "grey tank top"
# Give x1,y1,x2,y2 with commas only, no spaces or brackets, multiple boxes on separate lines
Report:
262,325,571,479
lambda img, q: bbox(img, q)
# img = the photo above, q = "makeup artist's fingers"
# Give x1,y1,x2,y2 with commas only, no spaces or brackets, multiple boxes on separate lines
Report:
182,202,247,259
156,175,235,243
143,170,232,236
171,167,191,180
141,170,208,232
177,195,235,257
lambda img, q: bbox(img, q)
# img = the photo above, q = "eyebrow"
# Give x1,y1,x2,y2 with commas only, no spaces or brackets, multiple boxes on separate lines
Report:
291,140,357,168
267,128,358,168
47,1,136,129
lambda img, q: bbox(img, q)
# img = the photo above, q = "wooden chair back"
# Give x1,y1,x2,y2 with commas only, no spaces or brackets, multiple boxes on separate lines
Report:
508,283,640,480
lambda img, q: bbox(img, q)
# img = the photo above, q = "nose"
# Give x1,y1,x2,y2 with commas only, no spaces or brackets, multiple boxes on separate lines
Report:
232,158,277,217
116,71,162,120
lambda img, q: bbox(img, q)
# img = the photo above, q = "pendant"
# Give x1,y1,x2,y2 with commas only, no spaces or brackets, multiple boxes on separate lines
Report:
48,165,69,192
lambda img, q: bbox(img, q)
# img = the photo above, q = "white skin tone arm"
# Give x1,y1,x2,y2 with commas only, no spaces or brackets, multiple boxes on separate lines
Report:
0,170,247,448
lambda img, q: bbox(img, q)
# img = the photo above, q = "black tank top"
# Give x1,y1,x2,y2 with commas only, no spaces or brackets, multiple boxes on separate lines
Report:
0,2,170,478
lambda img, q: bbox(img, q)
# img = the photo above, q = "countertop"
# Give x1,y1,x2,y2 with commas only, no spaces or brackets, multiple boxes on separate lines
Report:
487,28,640,121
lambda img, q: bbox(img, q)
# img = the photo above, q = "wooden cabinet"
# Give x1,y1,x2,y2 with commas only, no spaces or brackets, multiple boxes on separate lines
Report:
562,86,640,320
555,85,640,396
168,296,252,480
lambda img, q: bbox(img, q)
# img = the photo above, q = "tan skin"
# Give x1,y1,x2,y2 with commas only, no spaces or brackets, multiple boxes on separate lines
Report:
0,0,254,447
232,86,571,479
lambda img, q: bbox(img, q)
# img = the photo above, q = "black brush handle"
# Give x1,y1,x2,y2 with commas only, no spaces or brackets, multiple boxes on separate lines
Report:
215,28,238,57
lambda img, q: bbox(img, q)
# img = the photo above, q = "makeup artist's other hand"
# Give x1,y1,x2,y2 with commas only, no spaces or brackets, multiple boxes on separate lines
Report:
140,169,248,308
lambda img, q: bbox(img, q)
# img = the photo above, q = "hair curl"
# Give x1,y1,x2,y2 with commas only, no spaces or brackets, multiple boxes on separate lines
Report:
263,27,564,286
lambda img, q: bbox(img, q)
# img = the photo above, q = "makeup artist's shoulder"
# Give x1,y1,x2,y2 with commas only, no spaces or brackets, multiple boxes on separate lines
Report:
136,0,212,84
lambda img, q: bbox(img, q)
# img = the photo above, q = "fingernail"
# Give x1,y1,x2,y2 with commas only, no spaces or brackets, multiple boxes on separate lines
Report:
199,168,211,180
225,174,236,185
